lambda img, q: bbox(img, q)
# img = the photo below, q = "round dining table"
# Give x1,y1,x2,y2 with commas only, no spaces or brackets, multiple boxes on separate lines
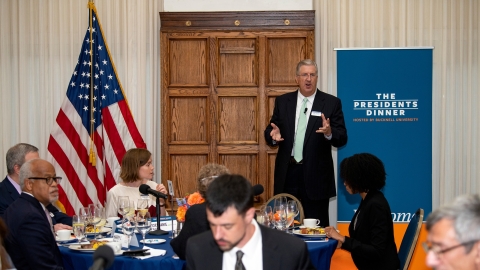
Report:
60,231,337,270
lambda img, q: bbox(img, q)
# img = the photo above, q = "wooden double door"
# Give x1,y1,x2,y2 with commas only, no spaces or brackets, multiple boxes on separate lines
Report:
160,11,315,203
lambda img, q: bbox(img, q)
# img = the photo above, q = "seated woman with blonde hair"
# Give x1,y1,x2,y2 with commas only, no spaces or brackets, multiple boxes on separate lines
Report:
170,163,230,260
105,148,167,218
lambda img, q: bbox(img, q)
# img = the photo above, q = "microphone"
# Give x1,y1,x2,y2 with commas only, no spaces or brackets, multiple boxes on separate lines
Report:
304,108,308,114
89,245,114,270
139,184,167,199
252,184,264,196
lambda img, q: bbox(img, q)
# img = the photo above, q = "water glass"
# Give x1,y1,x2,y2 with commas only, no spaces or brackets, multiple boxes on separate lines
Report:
135,212,151,247
117,196,130,217
121,217,135,250
72,215,85,244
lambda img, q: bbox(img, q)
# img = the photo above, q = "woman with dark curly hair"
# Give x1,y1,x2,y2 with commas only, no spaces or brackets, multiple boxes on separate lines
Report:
324,153,400,270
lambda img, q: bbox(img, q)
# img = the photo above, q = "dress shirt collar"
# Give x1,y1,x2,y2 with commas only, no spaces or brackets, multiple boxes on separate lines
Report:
297,89,316,107
7,175,21,194
222,219,263,270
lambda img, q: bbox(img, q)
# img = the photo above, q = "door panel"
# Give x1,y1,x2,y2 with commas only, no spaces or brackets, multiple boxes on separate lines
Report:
160,11,315,205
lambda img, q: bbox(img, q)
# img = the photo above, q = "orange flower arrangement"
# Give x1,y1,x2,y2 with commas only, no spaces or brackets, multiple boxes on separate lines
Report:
176,192,205,222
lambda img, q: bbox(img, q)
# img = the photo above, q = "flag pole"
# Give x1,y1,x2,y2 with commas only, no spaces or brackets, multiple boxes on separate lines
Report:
88,0,96,166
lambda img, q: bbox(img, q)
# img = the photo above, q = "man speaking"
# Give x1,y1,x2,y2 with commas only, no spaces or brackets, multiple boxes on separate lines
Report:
264,59,347,227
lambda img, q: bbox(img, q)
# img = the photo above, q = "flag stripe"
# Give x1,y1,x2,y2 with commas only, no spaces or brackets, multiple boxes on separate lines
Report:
47,5,145,215
118,101,146,149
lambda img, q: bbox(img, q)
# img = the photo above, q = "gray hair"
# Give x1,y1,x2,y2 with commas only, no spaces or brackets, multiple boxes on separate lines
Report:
6,143,38,175
19,159,38,189
197,163,230,198
296,59,318,75
426,194,480,253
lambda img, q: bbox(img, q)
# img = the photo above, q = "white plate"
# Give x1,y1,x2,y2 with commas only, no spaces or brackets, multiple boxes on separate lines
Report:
292,229,326,238
85,227,111,235
56,237,76,243
140,239,166,245
67,239,114,252
68,244,96,252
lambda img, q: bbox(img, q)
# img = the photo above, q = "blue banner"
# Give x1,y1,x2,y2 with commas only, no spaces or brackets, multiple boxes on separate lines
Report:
336,48,433,223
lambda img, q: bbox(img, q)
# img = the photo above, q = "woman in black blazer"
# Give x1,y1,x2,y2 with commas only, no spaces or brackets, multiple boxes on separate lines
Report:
325,153,400,270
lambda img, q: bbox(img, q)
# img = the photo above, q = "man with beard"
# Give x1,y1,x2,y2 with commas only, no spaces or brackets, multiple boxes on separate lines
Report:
3,159,64,269
185,174,314,270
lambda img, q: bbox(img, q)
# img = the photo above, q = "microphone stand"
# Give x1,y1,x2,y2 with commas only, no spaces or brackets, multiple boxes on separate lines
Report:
148,196,168,235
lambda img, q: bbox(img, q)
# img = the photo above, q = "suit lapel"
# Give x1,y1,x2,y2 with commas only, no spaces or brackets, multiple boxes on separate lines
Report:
286,91,298,142
261,226,282,269
304,89,325,144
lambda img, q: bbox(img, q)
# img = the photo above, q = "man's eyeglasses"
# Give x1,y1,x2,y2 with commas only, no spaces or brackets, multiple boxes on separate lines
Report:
422,239,479,257
297,73,317,79
28,176,62,186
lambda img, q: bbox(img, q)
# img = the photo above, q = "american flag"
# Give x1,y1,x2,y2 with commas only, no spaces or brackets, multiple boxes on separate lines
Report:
47,4,146,215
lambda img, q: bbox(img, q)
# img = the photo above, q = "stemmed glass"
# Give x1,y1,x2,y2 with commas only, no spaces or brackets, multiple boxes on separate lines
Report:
121,216,135,250
94,206,106,239
264,206,274,228
137,197,149,218
273,197,287,231
79,207,89,223
273,205,287,231
135,212,151,247
88,204,102,239
257,205,273,228
286,200,299,234
72,215,85,244
117,196,130,217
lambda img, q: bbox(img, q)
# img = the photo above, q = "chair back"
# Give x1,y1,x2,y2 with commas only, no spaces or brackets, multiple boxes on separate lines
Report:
264,193,304,224
398,208,424,270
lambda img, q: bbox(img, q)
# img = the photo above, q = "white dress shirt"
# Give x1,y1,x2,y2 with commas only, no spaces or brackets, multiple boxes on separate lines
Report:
222,220,263,270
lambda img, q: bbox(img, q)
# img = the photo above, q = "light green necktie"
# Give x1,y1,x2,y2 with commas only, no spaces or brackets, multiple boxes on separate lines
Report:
293,98,308,162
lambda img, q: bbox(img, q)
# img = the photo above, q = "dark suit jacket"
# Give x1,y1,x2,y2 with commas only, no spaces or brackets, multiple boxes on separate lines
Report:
4,193,64,270
186,223,314,270
170,203,209,260
264,89,347,200
342,190,400,270
0,176,72,225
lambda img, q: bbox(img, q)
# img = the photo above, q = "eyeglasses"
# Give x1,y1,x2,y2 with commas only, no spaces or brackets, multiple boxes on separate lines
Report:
422,239,479,257
28,176,62,186
297,73,317,79
200,175,218,183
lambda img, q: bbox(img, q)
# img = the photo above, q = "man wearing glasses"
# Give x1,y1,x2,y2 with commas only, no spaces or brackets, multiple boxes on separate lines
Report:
424,193,480,269
264,59,347,227
3,158,64,269
0,143,72,230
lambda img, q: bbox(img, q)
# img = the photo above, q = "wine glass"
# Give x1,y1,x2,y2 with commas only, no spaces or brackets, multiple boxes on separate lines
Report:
94,206,106,239
117,196,130,217
88,204,102,239
137,197,149,218
79,207,89,222
135,212,151,247
273,205,287,231
286,200,299,233
72,215,85,244
121,216,135,250
264,205,274,228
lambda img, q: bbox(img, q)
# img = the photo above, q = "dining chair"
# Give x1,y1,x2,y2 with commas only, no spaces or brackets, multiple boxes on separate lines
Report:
398,208,424,270
265,193,304,224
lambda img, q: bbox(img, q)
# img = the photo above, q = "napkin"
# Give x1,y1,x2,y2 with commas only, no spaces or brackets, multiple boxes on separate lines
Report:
133,246,166,260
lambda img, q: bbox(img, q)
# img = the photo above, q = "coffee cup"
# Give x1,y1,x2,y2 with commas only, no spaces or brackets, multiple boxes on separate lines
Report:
107,217,120,226
303,218,320,228
57,229,71,241
106,241,122,253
